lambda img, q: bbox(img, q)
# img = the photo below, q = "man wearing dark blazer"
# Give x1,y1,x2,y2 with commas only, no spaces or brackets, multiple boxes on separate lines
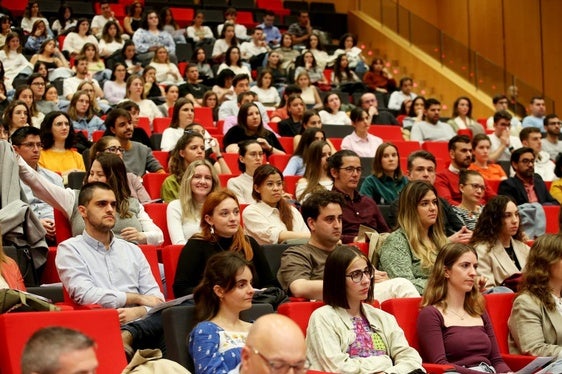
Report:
498,147,559,205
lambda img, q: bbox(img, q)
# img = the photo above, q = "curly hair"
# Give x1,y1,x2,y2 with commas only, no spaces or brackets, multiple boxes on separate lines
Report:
470,195,524,247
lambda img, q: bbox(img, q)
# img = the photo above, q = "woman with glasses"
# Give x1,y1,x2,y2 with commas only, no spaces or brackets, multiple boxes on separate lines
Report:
227,140,265,205
242,165,309,245
379,181,448,295
89,136,150,203
67,90,105,139
19,150,164,245
451,170,485,231
470,195,529,291
167,159,220,245
189,251,255,374
307,246,424,373
418,243,513,373
341,107,383,158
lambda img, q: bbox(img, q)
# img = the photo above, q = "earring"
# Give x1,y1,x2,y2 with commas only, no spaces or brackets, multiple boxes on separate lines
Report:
210,225,214,234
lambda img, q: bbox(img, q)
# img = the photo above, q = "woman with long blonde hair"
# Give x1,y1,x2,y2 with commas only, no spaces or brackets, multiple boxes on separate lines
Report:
172,189,278,298
379,181,448,294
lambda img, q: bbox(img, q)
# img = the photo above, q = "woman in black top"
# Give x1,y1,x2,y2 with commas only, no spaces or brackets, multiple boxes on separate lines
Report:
278,94,305,137
173,189,278,297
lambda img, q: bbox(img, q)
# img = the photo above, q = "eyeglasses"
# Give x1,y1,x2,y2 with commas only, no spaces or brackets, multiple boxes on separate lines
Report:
346,269,373,283
548,121,562,126
104,146,125,154
465,183,485,191
19,142,43,149
339,166,362,174
519,158,535,165
250,346,310,374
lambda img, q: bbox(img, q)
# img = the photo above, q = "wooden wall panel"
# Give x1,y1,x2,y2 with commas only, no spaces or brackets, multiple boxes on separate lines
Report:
467,0,504,65
395,0,438,25
541,0,562,112
437,0,469,45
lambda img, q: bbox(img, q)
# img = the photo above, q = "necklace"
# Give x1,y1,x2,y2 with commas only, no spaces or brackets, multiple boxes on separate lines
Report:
448,308,466,320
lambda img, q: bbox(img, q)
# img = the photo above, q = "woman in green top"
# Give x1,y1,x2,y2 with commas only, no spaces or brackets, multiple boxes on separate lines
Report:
359,142,408,205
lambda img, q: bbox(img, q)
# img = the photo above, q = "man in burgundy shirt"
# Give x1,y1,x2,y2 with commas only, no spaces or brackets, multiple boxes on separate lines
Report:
328,150,389,243
435,135,496,206
498,147,558,205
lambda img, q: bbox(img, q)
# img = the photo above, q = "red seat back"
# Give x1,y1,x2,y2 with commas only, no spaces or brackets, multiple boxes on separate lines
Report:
484,293,516,354
0,310,127,374
381,297,423,350
153,117,172,134
368,125,404,141
54,209,73,244
142,172,169,200
284,175,300,197
277,301,324,335
278,137,294,154
269,154,292,173
194,107,214,127
137,116,152,136
421,141,449,160
41,247,60,284
161,244,184,299
544,205,560,234
143,203,171,247
151,151,170,173
138,244,165,294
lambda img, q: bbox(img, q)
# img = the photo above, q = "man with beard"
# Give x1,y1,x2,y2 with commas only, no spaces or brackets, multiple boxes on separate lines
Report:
522,96,547,132
277,190,417,301
55,182,165,357
541,114,562,161
410,98,456,142
436,135,497,205
104,108,164,176
498,147,558,205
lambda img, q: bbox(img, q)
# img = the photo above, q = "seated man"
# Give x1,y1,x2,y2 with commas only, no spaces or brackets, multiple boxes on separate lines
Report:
104,108,164,176
485,94,522,135
522,96,546,132
488,110,523,162
178,65,208,107
435,135,496,206
498,147,559,206
56,182,165,354
278,190,418,301
21,327,98,374
359,92,399,125
541,114,562,161
218,74,270,123
410,98,456,143
328,150,389,243
63,56,104,101
519,127,555,181
240,27,269,70
387,77,417,111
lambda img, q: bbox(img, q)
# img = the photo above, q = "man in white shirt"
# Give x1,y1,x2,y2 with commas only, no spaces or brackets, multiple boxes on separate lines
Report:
488,110,523,162
91,1,124,38
387,77,417,111
240,27,269,69
541,114,562,161
63,56,104,100
519,127,555,181
218,74,270,123
410,98,455,143
485,94,522,135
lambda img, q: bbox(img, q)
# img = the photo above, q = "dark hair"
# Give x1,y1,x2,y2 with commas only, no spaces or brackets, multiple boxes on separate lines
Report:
492,94,508,105
110,62,128,81
301,190,344,226
278,85,302,108
338,33,357,48
306,31,325,51
349,107,367,123
407,150,436,172
10,125,40,145
224,46,242,67
141,10,161,30
15,85,38,117
471,133,491,150
56,5,74,28
215,68,235,88
493,110,512,123
33,61,48,77
510,146,534,164
470,195,524,246
398,76,413,89
372,142,402,179
26,73,46,87
294,127,324,158
322,92,341,114
252,165,295,230
555,153,562,179
102,20,123,43
519,126,541,142
530,96,544,104
256,69,273,89
323,246,374,308
452,96,473,118
105,108,131,130
237,139,261,172
88,135,118,164
193,251,254,323
407,96,426,117
302,109,320,129
448,135,471,152
237,102,264,137
67,90,94,121
159,7,178,29
2,100,29,132
333,53,353,84
458,169,483,186
424,97,440,110
236,91,254,104
168,132,205,180
327,149,359,180
544,113,559,129
219,22,238,46
298,50,317,69
232,73,250,88
170,98,194,129
78,181,113,207
40,111,75,150
30,19,48,37
75,18,91,35
23,0,42,19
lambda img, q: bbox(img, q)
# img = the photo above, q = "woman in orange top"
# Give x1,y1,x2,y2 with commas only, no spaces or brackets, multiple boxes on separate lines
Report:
0,229,26,290
468,133,507,181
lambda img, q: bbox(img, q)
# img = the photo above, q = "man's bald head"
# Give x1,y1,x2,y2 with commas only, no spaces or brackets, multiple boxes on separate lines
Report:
240,314,307,373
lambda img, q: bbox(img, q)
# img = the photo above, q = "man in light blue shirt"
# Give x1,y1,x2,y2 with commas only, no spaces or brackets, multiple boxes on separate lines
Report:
522,96,546,132
258,11,281,46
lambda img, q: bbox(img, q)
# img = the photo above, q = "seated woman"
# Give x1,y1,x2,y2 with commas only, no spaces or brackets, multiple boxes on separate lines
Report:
284,127,325,176
261,51,286,88
212,68,236,104
363,57,397,94
19,151,164,245
24,19,49,54
148,46,184,86
278,33,299,72
123,1,143,37
402,96,426,130
294,50,328,85
319,92,351,126
379,181,448,295
62,18,98,58
250,69,280,108
187,11,215,47
43,84,69,112
188,252,254,374
132,10,176,66
167,160,220,245
77,80,109,117
223,102,285,155
203,91,219,122
15,85,44,129
305,32,331,71
360,142,408,205
0,33,33,91
38,111,85,181
2,100,30,136
103,63,127,105
29,39,70,75
98,20,125,58
21,0,52,37
296,140,333,203
341,107,383,158
295,71,322,109
293,110,338,153
51,4,77,36
227,140,266,205
508,234,562,359
217,46,252,80
160,98,195,152
79,42,110,85
211,22,237,63
0,231,26,290
452,170,485,231
418,242,513,374
331,54,366,95
110,40,143,76
158,84,178,117
142,66,165,101
88,136,151,203
332,33,367,73
67,90,105,139
173,189,277,297
242,165,310,245
159,7,187,44
468,134,508,181
447,96,484,136
123,75,163,125
278,94,305,137
191,47,214,86
307,245,424,373
470,195,529,290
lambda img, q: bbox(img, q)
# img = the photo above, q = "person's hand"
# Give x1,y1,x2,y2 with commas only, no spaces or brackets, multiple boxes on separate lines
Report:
374,269,389,283
209,137,221,154
40,218,56,240
117,306,146,324
139,294,164,307
448,226,473,244
368,105,378,117
282,191,293,200
477,275,488,293
500,128,510,147
120,227,146,243
256,138,272,152
305,61,312,69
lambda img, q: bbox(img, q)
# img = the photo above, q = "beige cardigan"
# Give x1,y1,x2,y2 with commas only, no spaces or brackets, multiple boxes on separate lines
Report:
508,292,562,359
474,239,529,288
